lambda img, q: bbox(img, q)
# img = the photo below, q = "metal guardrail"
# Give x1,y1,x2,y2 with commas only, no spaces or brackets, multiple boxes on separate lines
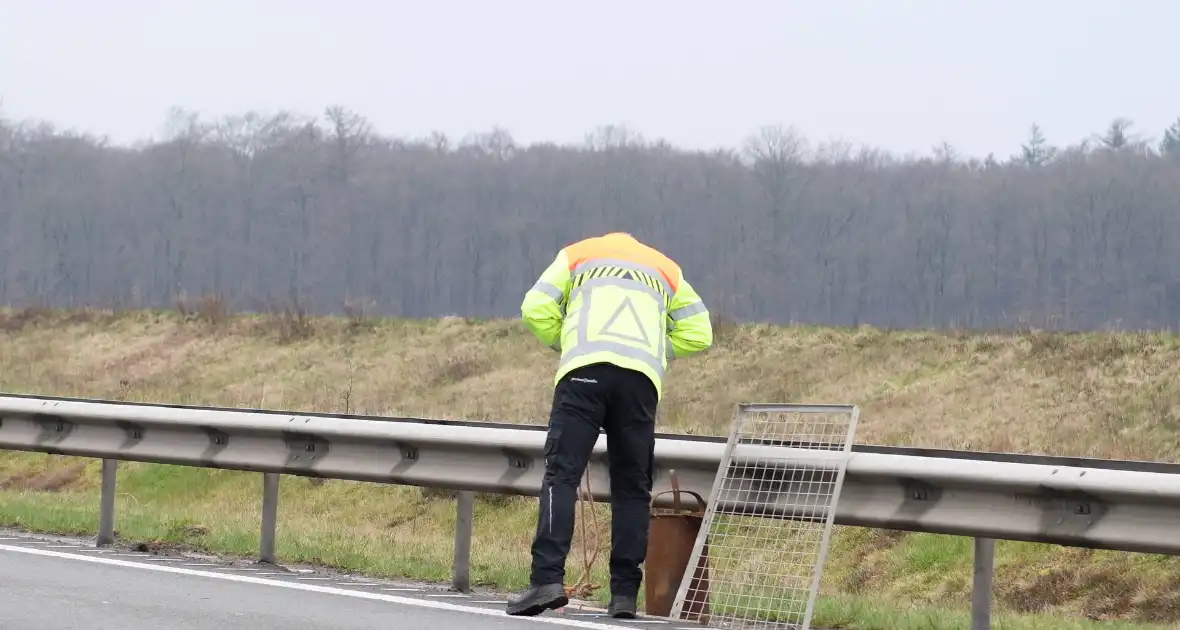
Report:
2,394,1180,629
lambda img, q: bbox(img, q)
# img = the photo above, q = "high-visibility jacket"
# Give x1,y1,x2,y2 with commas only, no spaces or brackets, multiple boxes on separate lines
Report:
520,232,713,399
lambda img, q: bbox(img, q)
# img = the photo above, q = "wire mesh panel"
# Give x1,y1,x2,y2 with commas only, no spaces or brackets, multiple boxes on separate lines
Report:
668,403,859,629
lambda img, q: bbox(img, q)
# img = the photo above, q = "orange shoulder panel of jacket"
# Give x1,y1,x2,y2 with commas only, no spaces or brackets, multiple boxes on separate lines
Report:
563,233,682,292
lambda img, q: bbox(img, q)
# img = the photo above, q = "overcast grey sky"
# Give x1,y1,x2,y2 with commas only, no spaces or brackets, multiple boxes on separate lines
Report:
2,0,1176,157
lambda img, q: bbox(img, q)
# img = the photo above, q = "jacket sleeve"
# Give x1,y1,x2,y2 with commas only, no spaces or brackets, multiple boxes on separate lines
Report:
666,274,713,359
521,249,572,351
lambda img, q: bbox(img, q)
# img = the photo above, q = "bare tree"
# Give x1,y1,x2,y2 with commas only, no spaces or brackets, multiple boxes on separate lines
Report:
0,107,1178,332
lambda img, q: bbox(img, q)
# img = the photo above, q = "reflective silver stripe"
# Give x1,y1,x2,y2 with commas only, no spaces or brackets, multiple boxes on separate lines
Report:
559,339,666,381
657,325,667,364
577,283,593,346
570,276,664,308
669,301,707,321
665,335,676,361
571,258,674,297
530,280,565,303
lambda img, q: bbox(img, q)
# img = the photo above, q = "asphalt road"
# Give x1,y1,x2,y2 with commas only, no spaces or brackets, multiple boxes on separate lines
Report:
0,536,687,630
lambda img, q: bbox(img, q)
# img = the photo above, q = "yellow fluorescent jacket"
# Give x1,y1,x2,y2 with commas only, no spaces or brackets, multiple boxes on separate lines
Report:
520,232,713,400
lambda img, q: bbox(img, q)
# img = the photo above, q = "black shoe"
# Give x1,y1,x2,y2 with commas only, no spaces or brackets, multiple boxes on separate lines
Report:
608,595,637,619
505,583,568,617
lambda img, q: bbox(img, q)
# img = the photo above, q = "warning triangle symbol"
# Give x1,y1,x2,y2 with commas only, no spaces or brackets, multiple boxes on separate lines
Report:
597,296,651,346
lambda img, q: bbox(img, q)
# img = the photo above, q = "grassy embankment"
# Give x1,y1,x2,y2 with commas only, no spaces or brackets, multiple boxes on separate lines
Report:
2,303,1180,629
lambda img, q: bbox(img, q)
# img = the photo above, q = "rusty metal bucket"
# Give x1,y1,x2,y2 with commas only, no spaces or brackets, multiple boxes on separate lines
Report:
644,470,711,623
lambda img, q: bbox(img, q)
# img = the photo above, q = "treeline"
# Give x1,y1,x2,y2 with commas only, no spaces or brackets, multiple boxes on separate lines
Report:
2,105,1180,330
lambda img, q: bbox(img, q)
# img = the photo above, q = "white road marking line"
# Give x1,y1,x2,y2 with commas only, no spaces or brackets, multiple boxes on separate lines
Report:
23,541,51,545
567,614,666,623
0,543,630,629
183,563,221,567
255,572,286,576
46,545,80,548
426,593,468,598
296,577,332,580
380,588,421,592
339,582,380,586
0,538,20,540
473,600,505,604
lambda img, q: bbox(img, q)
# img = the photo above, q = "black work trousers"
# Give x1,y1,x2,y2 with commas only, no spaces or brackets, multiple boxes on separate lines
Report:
529,362,659,598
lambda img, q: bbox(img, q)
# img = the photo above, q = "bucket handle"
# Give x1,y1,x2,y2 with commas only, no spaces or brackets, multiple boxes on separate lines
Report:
651,469,707,513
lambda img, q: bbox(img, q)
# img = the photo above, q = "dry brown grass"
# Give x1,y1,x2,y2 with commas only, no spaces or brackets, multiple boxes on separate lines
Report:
3,306,1180,625
4,307,1180,462
0,460,89,492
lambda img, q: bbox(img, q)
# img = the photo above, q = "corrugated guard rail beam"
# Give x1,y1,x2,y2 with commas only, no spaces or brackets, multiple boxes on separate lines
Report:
3,394,1180,556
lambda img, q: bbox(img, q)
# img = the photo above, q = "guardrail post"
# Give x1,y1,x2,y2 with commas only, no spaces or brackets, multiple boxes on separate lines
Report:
260,473,280,564
452,490,474,593
96,459,117,546
972,537,995,630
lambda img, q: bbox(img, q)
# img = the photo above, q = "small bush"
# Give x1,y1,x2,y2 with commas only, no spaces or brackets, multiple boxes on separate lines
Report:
343,298,376,334
429,346,491,385
175,292,231,326
0,303,51,333
709,309,740,346
254,295,314,343
418,486,458,501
